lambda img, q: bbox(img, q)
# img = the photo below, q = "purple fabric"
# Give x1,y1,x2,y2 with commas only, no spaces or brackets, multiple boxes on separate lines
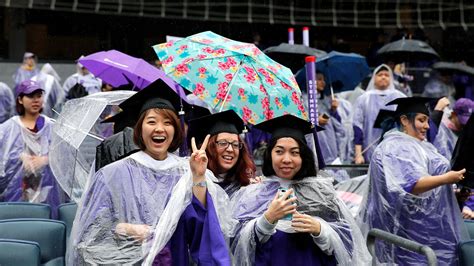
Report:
352,90,406,161
70,155,230,265
255,230,337,266
13,67,39,86
361,130,465,265
353,126,363,145
0,116,64,218
465,194,474,210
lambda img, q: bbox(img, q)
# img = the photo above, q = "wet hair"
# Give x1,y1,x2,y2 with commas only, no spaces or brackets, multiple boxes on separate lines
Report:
262,137,317,180
133,108,183,153
206,134,256,186
15,90,44,115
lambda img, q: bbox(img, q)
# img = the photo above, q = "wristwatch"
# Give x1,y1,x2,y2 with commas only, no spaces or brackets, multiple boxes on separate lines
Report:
193,181,207,187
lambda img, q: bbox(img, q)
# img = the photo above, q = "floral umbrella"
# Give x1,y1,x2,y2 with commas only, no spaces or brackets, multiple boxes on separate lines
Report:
153,31,307,125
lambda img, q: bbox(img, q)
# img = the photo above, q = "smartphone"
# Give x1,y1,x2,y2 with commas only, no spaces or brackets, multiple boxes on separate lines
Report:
322,113,330,119
278,187,296,221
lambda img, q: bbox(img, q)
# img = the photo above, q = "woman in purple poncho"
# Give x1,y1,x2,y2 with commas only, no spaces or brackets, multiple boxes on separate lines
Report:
359,97,468,265
231,114,371,266
68,80,232,266
0,80,64,215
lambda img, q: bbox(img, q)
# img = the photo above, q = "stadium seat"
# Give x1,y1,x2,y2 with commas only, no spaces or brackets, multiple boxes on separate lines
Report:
459,240,474,266
0,202,50,219
464,220,474,239
58,202,77,244
0,239,41,266
0,219,66,266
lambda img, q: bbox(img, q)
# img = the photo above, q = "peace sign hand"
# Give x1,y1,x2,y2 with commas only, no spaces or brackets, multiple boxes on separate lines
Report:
189,134,210,182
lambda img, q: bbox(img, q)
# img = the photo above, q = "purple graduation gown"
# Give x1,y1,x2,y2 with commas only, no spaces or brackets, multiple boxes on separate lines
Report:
359,130,467,265
0,115,64,217
69,151,231,265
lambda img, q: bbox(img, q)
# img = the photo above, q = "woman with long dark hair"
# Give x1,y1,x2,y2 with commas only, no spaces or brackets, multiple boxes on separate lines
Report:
231,114,371,265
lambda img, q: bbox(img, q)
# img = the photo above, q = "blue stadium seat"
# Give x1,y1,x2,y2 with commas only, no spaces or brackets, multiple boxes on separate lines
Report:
0,219,66,266
0,239,41,266
464,220,474,239
0,202,50,219
58,202,77,244
459,240,474,266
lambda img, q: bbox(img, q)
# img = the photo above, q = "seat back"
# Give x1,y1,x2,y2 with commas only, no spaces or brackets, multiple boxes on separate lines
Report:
0,219,66,264
58,202,77,242
465,220,474,239
459,240,474,266
0,239,41,266
0,202,50,219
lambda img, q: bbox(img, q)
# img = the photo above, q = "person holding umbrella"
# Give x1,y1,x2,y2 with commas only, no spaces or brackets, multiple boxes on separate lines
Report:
358,97,467,265
187,110,256,198
68,80,232,265
0,80,65,215
231,114,371,265
353,64,406,164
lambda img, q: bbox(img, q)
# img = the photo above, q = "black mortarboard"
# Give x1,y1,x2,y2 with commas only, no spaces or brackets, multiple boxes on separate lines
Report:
101,110,136,134
254,114,320,143
118,79,189,120
386,97,432,117
188,110,244,144
373,109,396,129
185,104,211,122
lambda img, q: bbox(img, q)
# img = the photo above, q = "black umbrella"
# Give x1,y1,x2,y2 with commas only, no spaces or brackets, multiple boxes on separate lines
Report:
432,62,474,76
264,43,327,72
376,38,439,63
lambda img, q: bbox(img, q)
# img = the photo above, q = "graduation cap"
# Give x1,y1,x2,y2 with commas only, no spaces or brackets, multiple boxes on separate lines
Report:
101,110,136,134
118,79,189,120
187,110,244,144
386,97,432,117
373,109,396,129
254,114,321,143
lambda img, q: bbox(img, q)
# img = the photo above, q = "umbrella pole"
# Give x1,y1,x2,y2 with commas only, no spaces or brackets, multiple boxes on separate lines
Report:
218,60,243,112
305,56,326,169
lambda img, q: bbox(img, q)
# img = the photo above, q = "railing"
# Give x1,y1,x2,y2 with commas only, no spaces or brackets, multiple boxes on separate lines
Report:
367,228,438,266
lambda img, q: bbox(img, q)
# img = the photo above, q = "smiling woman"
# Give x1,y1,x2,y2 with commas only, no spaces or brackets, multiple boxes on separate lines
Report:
359,96,468,265
0,79,65,217
230,114,371,265
188,110,256,198
68,79,232,265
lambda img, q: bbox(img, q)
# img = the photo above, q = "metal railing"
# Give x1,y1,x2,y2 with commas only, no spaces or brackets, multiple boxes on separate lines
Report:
367,228,438,266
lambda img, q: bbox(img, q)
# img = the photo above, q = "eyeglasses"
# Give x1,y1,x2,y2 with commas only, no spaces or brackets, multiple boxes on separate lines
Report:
215,140,243,150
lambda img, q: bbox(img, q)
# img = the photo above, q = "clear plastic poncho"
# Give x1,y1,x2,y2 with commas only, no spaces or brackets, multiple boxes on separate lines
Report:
63,72,102,95
31,70,66,118
0,116,65,212
0,82,14,124
432,118,458,161
231,175,372,265
352,64,406,161
357,129,468,265
69,151,234,265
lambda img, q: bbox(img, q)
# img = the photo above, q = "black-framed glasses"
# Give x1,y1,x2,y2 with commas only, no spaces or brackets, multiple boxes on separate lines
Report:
215,140,243,150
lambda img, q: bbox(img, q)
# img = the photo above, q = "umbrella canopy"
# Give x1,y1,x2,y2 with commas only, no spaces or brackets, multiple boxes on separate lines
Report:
432,62,474,76
153,31,308,125
49,91,136,202
264,43,327,72
295,51,371,94
79,50,184,91
376,38,439,63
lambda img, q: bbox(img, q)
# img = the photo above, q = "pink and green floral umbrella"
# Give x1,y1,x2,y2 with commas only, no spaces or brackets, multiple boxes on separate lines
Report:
153,31,307,125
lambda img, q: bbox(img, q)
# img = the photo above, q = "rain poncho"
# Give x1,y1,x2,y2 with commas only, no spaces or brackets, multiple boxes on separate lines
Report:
68,151,233,265
422,74,456,104
432,118,458,161
231,175,371,265
0,82,14,124
353,65,406,161
31,69,66,118
0,115,65,215
358,129,467,265
336,98,354,163
12,66,39,86
63,72,102,95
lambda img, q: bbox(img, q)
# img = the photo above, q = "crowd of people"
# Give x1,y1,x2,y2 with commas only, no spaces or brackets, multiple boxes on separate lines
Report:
0,46,473,265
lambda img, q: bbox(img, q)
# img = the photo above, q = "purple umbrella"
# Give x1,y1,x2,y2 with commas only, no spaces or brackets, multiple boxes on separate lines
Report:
79,50,186,97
